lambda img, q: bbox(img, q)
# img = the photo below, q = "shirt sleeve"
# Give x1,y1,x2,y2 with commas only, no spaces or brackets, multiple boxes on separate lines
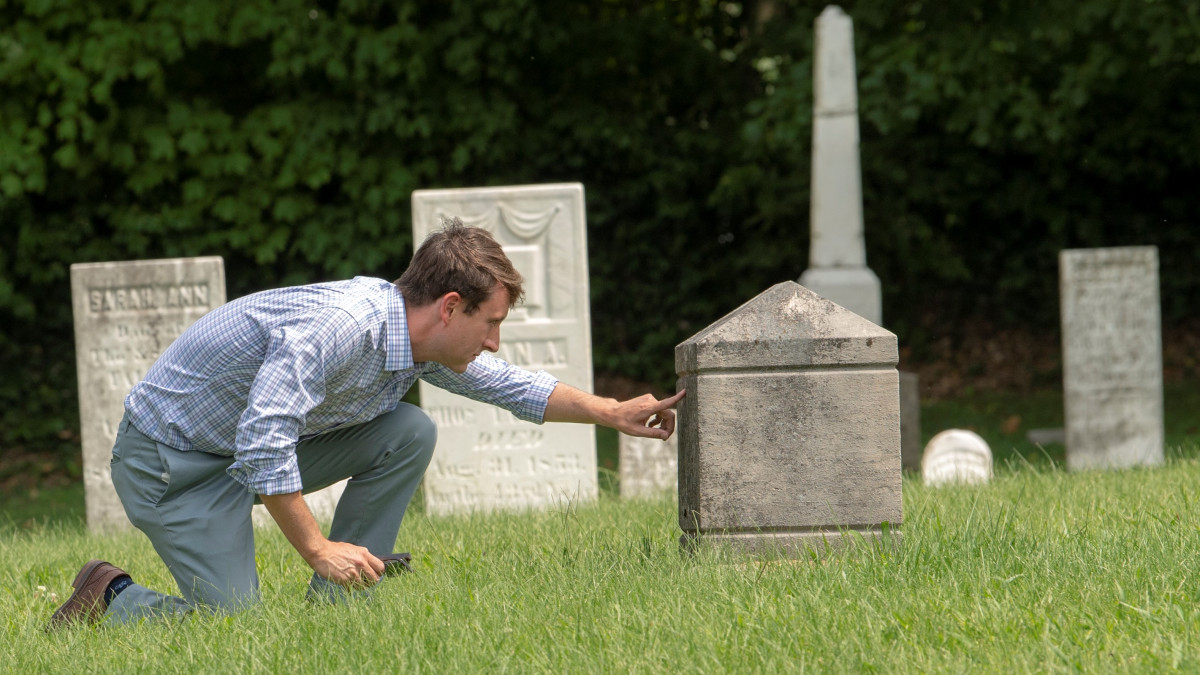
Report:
420,353,559,423
225,309,363,495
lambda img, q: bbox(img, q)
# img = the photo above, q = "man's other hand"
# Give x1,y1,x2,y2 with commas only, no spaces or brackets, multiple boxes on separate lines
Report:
308,541,385,588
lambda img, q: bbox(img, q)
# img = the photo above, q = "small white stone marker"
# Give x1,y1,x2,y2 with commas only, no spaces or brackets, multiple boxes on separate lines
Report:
921,429,993,487
619,432,677,499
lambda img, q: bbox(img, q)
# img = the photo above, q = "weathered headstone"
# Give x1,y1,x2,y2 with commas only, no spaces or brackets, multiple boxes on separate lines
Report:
797,5,881,326
899,371,922,472
921,429,992,487
676,281,901,556
411,183,597,514
72,258,347,532
71,258,226,531
619,432,677,499
1060,246,1163,470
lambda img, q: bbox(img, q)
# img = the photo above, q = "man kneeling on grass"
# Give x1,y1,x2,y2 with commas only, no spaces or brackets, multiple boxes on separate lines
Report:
50,219,683,628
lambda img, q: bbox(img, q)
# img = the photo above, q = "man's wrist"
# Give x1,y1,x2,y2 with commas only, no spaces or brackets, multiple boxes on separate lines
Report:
594,396,622,428
259,492,329,563
298,539,330,566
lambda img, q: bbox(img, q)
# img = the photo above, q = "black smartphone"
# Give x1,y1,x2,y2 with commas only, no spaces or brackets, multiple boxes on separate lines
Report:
380,552,413,576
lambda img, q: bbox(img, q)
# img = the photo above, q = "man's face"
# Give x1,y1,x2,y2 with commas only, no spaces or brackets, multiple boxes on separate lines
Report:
442,284,509,373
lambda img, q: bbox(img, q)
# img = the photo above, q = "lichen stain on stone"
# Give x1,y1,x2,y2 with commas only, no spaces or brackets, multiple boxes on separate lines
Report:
783,293,812,320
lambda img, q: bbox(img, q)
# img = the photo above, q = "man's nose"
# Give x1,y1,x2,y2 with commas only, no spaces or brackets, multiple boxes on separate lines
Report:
483,327,500,352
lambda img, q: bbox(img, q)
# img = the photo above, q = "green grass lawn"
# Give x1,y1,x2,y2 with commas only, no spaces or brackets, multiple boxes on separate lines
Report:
4,386,1200,672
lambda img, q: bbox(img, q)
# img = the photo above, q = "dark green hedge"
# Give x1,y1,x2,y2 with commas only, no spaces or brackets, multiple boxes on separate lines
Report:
3,0,1199,463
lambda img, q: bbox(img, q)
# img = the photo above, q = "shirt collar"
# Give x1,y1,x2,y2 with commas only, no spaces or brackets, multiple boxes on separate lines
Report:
385,284,415,372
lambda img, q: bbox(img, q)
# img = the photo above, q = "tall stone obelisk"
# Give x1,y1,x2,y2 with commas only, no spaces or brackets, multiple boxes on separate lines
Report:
798,5,881,326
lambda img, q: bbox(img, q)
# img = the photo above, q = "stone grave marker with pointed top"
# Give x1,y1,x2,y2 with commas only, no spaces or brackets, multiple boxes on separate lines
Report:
675,281,901,556
411,183,597,514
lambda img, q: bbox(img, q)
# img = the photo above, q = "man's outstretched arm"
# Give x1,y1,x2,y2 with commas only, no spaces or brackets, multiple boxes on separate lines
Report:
543,383,685,440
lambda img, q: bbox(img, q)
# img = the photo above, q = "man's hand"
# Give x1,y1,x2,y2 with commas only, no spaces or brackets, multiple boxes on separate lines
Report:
260,491,384,588
607,390,686,439
544,384,686,440
306,540,385,588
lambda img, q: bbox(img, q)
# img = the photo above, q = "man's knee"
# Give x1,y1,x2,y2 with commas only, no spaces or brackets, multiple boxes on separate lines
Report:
383,403,438,461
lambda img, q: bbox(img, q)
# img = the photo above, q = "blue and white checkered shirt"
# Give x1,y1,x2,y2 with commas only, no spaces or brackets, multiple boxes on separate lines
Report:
124,276,559,495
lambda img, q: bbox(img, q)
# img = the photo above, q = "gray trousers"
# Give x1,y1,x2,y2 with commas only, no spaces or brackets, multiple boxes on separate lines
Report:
105,404,437,623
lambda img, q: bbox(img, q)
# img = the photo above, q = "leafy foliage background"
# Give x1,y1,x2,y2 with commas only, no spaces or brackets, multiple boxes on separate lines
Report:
2,0,1198,468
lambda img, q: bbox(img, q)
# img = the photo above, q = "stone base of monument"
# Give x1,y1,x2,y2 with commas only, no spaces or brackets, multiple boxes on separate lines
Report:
797,267,882,326
1026,427,1066,445
681,528,901,558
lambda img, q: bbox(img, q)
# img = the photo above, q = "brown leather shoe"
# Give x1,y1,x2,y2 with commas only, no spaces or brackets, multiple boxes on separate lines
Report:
47,560,131,629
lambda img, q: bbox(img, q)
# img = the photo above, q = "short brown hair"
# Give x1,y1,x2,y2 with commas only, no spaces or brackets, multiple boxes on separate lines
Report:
396,217,524,313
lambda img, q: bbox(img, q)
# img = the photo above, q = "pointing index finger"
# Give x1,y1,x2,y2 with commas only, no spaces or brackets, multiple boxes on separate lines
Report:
657,389,686,410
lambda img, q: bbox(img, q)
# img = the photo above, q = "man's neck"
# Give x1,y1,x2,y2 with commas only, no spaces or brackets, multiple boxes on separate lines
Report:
403,293,439,364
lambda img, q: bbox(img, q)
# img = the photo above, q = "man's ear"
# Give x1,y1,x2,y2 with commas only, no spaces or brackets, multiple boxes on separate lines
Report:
439,292,462,325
